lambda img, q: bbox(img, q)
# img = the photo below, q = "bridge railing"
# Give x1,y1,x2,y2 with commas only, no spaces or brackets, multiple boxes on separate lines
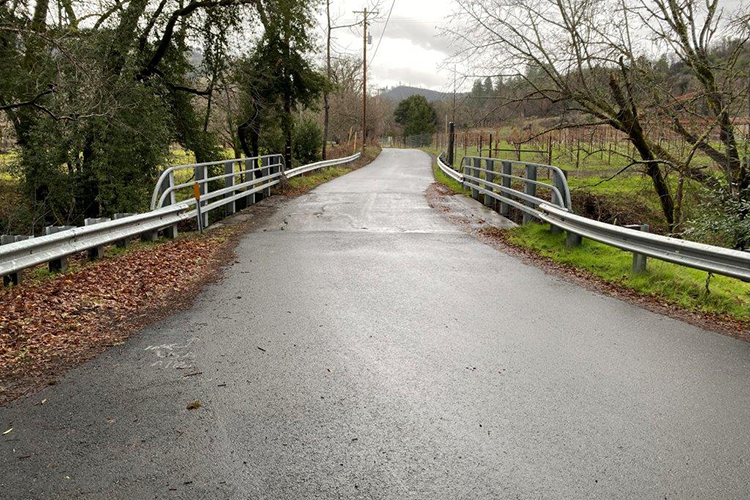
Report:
438,152,750,281
1,152,361,286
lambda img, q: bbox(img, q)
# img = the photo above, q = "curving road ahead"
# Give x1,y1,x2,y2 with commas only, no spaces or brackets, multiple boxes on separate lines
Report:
2,149,750,499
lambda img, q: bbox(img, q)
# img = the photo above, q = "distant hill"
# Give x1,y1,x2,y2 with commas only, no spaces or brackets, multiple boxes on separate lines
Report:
379,85,452,103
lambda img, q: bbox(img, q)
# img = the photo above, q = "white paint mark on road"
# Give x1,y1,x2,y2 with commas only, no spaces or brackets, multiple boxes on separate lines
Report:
145,338,198,370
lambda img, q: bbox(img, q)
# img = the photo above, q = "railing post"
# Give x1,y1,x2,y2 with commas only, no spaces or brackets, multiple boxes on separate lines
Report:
285,145,292,176
566,231,582,247
263,157,272,198
114,213,134,248
237,159,251,209
45,226,75,271
471,158,480,200
500,161,512,217
484,159,495,208
523,164,537,224
254,157,264,202
447,122,455,167
195,165,209,229
626,224,649,272
3,272,19,287
163,171,178,239
225,160,236,216
1,236,27,285
84,217,111,260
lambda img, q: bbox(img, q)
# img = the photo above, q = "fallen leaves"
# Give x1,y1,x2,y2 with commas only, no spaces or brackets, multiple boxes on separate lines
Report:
186,400,202,410
0,232,231,404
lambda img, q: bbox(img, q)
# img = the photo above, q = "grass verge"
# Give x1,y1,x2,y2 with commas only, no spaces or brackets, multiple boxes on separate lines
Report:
279,146,381,196
426,152,750,332
504,223,750,324
430,156,470,196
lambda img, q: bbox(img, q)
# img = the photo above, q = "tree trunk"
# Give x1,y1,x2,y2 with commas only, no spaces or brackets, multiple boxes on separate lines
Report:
283,13,293,169
608,73,675,229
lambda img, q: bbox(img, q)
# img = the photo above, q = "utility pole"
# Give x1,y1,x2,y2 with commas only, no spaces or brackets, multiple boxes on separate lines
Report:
452,65,457,124
354,7,377,154
324,0,332,161
324,9,360,160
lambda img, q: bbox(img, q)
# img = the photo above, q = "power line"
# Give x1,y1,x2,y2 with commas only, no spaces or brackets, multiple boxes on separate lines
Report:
368,0,395,66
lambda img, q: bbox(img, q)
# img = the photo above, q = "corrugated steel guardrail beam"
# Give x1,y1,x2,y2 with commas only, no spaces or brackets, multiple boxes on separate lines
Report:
438,150,750,282
1,153,363,287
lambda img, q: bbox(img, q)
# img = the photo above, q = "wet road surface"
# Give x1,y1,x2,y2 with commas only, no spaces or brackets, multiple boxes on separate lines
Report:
2,149,750,499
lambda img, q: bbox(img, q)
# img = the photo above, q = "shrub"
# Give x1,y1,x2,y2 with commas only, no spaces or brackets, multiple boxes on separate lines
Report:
684,191,750,250
293,118,322,166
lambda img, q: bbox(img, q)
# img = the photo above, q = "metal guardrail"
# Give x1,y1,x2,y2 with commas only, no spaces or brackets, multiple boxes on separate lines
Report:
537,204,750,281
0,203,193,285
438,152,571,223
438,151,750,281
285,153,361,179
1,153,362,286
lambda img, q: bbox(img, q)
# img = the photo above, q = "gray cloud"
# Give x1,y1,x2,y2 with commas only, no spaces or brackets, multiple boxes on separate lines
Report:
372,64,446,89
373,19,454,55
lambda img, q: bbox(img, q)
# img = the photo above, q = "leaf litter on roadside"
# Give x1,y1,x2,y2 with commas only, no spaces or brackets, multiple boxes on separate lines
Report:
0,232,231,404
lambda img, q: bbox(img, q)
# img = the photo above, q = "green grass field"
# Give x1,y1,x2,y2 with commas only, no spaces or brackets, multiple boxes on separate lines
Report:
426,138,749,324
424,136,708,234
506,223,750,323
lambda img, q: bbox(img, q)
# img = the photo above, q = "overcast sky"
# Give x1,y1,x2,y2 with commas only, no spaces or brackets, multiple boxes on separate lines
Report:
313,0,749,94
313,0,458,93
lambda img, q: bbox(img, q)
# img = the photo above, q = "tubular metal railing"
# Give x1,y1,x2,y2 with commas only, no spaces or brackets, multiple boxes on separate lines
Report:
1,152,361,286
438,151,750,281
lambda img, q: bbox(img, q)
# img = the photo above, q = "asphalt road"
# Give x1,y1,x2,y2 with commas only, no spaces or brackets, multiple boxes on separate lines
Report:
2,149,750,499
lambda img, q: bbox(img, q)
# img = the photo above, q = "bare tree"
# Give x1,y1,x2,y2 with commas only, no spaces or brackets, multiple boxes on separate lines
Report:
450,0,750,231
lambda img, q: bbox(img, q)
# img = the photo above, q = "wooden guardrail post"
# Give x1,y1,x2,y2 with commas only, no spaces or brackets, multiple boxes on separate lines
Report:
113,213,134,248
45,226,76,271
84,217,111,259
1,235,31,286
566,231,582,247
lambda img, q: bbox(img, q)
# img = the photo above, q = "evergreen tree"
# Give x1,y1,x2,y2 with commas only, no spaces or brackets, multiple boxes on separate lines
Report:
394,95,437,146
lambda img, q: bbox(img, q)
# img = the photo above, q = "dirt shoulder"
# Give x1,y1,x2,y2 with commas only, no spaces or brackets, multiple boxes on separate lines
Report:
425,182,750,342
